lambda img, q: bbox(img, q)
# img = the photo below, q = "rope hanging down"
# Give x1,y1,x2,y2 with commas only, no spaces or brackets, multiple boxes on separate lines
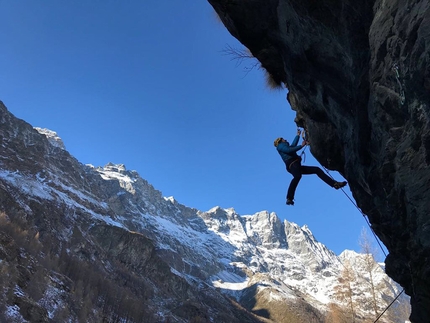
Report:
321,165,387,257
373,288,405,323
319,165,406,322
297,68,408,316
297,128,386,255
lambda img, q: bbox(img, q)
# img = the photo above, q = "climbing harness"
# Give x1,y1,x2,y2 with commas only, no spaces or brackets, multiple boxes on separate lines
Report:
319,164,406,322
392,63,406,105
287,158,301,170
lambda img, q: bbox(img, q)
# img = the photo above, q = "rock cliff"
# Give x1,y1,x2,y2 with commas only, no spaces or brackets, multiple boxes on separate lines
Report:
207,0,430,321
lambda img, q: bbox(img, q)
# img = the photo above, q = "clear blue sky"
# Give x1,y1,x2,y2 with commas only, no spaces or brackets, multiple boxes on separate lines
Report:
0,1,381,256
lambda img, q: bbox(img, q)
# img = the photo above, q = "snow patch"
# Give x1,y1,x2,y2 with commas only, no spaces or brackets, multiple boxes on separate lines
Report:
5,305,25,322
164,196,176,203
212,271,249,291
34,127,66,149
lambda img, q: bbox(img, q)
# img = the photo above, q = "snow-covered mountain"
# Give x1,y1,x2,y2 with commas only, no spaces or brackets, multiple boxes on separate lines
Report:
0,102,410,322
95,164,410,322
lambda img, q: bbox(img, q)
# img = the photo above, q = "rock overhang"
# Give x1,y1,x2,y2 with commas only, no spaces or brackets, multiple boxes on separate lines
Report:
208,0,430,321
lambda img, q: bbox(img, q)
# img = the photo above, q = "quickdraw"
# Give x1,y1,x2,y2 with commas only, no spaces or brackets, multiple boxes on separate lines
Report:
392,63,406,105
301,128,308,142
298,128,308,164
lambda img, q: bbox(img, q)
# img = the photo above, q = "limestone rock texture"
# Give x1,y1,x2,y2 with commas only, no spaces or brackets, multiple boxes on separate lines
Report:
208,0,430,322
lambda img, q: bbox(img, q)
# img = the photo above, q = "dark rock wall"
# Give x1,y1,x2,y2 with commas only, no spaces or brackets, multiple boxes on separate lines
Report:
208,0,430,321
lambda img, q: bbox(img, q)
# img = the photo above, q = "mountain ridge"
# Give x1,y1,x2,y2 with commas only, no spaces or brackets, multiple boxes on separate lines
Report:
0,101,409,322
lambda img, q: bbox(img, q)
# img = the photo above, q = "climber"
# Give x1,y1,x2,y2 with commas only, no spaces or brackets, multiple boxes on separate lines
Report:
274,129,347,206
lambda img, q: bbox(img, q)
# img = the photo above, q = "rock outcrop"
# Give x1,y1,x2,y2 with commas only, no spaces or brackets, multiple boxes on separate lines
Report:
208,0,430,321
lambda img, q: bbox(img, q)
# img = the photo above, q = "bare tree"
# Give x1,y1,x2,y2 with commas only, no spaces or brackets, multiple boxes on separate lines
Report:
221,44,284,89
221,44,259,74
359,228,380,319
333,260,357,322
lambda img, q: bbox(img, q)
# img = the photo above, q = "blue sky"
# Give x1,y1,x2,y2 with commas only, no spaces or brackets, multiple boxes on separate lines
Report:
0,1,381,257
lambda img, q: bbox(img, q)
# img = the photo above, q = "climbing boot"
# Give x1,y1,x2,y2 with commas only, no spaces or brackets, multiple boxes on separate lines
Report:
334,181,347,189
286,198,294,206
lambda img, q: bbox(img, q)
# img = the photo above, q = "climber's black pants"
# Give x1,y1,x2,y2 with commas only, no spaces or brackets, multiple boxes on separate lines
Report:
286,160,335,200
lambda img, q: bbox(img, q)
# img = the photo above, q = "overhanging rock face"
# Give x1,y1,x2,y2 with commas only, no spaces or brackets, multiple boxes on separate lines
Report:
208,0,430,321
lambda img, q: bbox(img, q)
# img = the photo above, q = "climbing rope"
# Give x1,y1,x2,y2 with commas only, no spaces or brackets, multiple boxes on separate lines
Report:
297,127,387,256
373,288,405,323
319,165,408,321
321,165,387,257
296,63,408,320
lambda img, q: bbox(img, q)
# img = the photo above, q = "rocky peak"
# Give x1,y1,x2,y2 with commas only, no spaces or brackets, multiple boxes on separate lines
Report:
243,211,287,249
284,221,338,271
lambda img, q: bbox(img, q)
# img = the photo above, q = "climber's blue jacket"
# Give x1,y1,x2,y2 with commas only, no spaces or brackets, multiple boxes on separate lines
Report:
276,135,303,166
